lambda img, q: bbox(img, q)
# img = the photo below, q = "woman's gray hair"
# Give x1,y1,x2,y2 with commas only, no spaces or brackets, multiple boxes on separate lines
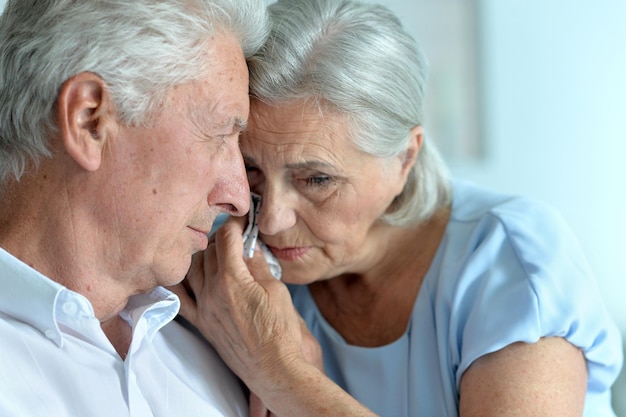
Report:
0,0,269,183
248,0,451,227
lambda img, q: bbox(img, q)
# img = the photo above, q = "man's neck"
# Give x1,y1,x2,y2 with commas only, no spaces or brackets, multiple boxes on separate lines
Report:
0,179,133,322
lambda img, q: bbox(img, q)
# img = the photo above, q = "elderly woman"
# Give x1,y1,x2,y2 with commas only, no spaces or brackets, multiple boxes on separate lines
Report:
175,0,623,416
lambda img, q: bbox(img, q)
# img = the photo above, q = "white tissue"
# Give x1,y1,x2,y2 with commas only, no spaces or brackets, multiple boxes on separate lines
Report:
242,193,282,280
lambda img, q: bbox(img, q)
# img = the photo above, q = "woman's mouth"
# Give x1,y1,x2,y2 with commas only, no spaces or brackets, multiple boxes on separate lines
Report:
267,246,310,261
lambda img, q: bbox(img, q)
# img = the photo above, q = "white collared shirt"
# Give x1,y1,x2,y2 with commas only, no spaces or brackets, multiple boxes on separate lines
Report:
0,248,247,417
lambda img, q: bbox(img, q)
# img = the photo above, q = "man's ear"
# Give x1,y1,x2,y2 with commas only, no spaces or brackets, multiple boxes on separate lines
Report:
399,125,423,178
57,72,113,171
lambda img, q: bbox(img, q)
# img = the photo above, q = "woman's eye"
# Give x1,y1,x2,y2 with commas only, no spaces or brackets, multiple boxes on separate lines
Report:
245,164,261,175
245,165,263,184
305,176,331,187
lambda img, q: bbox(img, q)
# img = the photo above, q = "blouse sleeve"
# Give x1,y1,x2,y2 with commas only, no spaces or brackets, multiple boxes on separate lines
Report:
449,198,623,400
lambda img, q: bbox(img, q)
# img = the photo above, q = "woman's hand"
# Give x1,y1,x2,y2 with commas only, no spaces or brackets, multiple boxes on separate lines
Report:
170,216,375,417
170,216,321,401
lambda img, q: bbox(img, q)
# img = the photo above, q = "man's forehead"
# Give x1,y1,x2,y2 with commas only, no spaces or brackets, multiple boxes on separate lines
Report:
188,98,248,133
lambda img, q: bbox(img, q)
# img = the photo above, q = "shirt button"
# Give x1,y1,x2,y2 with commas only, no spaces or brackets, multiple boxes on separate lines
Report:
62,301,78,315
45,329,56,339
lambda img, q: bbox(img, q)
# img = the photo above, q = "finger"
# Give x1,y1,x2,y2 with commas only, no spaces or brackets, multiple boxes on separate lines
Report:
214,218,254,282
223,212,248,234
168,283,198,323
202,241,218,274
179,244,220,315
244,245,276,285
216,215,274,284
185,247,207,295
198,241,219,286
249,392,270,417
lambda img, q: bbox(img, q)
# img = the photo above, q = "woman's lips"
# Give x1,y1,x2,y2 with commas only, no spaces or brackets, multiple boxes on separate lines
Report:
268,246,310,261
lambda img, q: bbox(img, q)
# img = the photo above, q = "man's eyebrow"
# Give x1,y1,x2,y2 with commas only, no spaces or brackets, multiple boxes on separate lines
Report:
233,117,248,132
217,116,247,135
189,108,247,135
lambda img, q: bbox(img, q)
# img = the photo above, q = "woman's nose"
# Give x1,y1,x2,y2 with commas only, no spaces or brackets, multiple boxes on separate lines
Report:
256,190,297,236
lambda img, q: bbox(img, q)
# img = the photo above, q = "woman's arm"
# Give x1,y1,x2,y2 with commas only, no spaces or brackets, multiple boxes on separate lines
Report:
459,337,587,417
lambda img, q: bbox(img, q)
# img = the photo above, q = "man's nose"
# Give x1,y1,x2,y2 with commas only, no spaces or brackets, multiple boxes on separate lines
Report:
209,143,250,217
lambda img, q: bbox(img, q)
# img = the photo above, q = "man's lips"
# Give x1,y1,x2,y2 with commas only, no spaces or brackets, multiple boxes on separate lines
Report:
189,226,211,235
267,245,310,261
188,226,210,248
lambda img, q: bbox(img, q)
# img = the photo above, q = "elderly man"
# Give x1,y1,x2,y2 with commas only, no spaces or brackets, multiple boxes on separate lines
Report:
0,1,268,415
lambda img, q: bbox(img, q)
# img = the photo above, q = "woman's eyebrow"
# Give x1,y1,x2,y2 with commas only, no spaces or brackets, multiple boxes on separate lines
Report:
243,155,334,171
243,155,256,165
285,160,334,170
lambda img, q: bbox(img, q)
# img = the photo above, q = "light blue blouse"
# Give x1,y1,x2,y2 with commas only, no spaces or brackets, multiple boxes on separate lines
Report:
289,180,623,417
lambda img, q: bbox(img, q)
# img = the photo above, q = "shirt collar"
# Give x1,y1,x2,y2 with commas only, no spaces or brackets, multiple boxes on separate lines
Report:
121,287,180,341
0,247,71,346
0,248,180,346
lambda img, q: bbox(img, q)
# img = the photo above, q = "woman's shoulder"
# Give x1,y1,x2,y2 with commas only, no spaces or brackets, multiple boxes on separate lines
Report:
449,179,562,227
445,179,576,268
429,180,622,399
427,179,596,347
